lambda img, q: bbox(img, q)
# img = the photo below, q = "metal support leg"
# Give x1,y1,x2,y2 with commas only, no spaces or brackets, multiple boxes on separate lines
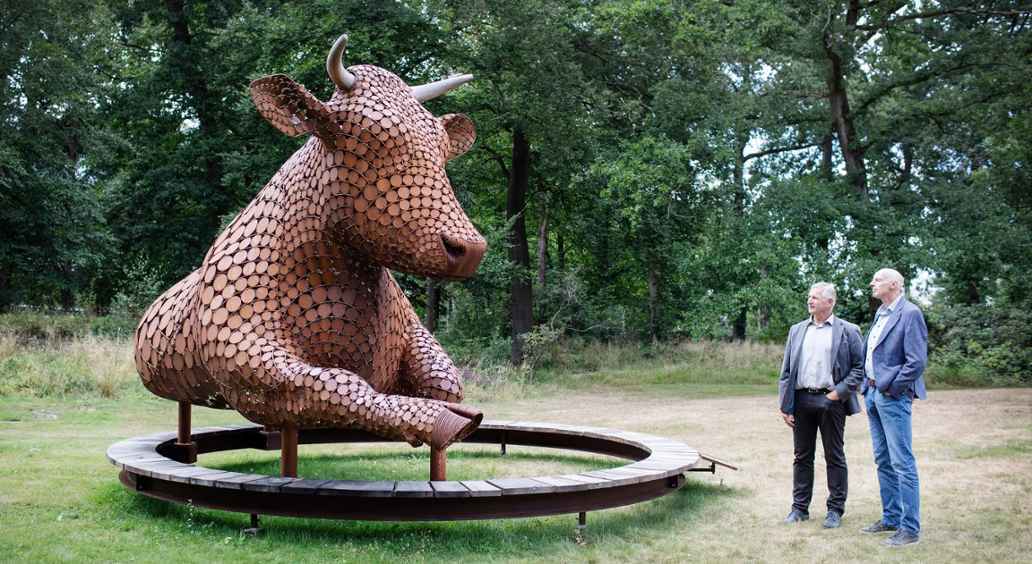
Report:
500,431,507,455
575,511,587,545
280,423,298,478
243,513,262,536
173,401,197,463
430,446,447,481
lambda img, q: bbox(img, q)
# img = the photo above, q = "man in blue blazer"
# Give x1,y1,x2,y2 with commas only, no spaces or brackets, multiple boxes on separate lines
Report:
779,282,865,529
860,268,928,547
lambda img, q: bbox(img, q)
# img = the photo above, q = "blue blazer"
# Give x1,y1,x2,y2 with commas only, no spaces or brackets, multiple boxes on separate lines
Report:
779,316,865,416
862,297,928,400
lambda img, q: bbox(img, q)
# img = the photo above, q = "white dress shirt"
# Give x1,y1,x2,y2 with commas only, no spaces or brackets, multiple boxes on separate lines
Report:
865,294,902,380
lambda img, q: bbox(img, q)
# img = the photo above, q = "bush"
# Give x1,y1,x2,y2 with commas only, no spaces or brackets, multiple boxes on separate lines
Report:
927,302,1032,386
0,312,139,342
0,311,93,341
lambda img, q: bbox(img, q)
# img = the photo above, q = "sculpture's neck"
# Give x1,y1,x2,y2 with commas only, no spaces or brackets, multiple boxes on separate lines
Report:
268,138,385,286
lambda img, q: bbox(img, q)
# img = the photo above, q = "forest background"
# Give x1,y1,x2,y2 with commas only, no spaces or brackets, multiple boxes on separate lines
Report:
1,0,1029,386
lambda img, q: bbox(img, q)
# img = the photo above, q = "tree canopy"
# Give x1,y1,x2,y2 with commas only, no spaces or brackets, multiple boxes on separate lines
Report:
1,0,1029,380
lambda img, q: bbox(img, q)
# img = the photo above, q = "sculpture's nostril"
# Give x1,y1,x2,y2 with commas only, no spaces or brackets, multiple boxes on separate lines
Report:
440,233,485,278
441,235,466,260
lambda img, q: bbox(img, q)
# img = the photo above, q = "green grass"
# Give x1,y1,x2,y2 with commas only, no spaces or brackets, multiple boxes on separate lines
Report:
201,447,615,481
2,331,1030,562
0,394,733,564
955,437,1032,460
4,387,1031,563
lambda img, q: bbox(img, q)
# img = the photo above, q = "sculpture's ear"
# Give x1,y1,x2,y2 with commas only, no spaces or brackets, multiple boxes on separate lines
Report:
441,113,476,160
250,74,334,138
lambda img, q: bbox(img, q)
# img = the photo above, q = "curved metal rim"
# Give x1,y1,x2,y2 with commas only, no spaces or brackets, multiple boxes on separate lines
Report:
108,421,700,521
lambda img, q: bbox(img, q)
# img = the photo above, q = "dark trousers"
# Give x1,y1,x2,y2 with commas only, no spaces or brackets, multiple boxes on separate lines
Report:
792,391,848,515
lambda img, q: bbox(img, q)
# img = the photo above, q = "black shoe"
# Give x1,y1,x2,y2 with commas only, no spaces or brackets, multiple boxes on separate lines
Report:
823,511,842,529
883,530,920,547
861,520,898,534
783,509,809,523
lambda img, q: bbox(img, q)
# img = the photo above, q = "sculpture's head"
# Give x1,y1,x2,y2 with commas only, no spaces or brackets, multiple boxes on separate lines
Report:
249,34,485,279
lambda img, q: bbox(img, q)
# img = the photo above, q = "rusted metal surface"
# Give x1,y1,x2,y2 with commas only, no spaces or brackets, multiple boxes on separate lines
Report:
108,421,707,522
280,423,298,478
132,33,484,452
430,446,447,481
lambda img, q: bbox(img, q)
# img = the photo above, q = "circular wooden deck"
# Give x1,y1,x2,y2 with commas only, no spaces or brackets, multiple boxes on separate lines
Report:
107,421,703,521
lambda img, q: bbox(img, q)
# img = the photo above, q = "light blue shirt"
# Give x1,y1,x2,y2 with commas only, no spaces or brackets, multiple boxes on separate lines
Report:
865,294,903,380
797,315,835,390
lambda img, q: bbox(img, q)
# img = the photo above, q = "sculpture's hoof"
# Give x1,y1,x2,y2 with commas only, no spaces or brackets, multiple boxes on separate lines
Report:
430,403,483,449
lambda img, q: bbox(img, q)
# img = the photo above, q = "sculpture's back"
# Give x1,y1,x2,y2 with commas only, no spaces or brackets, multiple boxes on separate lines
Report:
134,35,485,450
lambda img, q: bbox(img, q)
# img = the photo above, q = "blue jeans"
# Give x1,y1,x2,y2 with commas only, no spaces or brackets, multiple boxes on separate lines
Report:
865,386,920,533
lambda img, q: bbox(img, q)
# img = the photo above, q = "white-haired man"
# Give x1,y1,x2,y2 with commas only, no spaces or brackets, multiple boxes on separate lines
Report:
779,282,865,529
860,268,928,547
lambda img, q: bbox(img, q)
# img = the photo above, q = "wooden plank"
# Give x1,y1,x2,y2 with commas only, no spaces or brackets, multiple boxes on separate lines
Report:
459,480,502,497
530,475,590,490
243,476,297,493
393,481,434,498
429,481,470,498
131,460,190,479
581,468,651,483
560,473,613,490
485,477,551,495
282,479,333,493
699,452,739,471
141,432,178,442
188,471,244,487
165,466,219,483
583,466,656,484
210,473,267,489
627,459,685,471
318,480,396,497
110,454,167,469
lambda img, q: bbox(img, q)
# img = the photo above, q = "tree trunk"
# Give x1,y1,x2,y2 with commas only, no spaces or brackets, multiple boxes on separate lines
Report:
164,0,224,222
733,309,747,342
820,131,834,181
508,127,533,365
822,2,868,195
817,130,834,252
557,231,566,272
647,262,659,343
965,279,981,305
732,119,748,341
537,206,549,288
425,279,440,333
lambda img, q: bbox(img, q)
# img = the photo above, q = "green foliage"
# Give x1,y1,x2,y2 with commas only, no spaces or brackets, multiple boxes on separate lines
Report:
926,302,1032,386
2,0,1030,386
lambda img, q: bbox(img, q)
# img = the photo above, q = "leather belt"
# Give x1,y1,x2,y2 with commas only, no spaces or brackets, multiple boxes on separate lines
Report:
798,387,831,394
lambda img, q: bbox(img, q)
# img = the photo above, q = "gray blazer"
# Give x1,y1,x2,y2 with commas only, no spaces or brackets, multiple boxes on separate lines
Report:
778,316,865,416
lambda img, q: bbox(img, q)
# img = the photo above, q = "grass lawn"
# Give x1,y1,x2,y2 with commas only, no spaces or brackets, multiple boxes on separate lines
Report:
1,382,1029,563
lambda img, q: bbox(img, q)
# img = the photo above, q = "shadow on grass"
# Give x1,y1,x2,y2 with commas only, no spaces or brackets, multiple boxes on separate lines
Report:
95,451,740,558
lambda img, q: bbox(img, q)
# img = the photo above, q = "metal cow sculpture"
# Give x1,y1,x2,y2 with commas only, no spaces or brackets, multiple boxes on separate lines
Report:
134,35,485,453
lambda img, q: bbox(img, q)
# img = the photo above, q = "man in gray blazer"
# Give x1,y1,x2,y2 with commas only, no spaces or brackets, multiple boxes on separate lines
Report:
859,268,927,547
779,282,865,529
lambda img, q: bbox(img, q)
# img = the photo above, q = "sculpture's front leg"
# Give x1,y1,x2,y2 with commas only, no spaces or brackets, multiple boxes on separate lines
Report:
401,320,470,404
225,348,479,449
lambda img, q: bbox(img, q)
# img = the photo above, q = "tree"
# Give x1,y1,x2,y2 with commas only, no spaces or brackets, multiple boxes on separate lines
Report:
0,0,116,309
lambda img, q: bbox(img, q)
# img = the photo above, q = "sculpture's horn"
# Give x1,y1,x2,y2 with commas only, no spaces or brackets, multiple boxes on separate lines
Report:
410,74,474,102
326,34,357,91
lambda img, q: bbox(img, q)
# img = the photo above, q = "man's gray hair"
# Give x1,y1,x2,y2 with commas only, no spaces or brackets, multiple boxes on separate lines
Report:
810,282,837,301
